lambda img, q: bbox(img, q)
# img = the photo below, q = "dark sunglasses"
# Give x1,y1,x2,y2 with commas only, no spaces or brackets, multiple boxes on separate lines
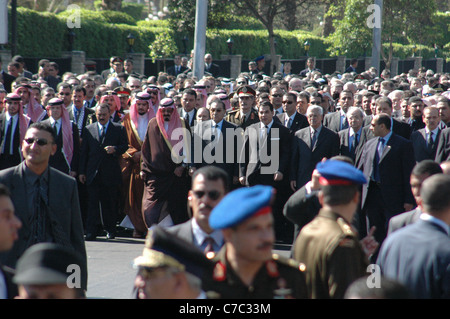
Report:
282,101,294,104
24,137,51,146
193,190,221,200
271,94,282,98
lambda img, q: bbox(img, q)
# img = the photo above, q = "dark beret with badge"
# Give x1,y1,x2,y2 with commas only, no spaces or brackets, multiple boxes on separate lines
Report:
13,243,84,286
134,226,214,279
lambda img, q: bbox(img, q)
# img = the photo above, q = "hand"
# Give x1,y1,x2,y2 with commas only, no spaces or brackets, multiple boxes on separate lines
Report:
403,203,414,212
290,180,296,192
274,171,283,181
239,176,246,185
310,169,322,191
132,151,141,163
104,146,116,155
360,226,379,258
174,166,185,177
79,174,86,184
188,167,196,176
69,171,77,178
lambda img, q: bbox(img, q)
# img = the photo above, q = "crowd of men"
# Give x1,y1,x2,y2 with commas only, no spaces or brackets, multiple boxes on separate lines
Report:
0,52,449,299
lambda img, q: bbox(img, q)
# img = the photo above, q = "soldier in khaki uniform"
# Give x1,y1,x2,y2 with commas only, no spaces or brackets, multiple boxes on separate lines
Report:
293,160,370,299
203,185,308,299
226,85,259,130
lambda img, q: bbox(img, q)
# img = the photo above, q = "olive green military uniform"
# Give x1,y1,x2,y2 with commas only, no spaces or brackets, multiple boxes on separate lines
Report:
293,208,369,299
204,247,308,299
226,108,259,131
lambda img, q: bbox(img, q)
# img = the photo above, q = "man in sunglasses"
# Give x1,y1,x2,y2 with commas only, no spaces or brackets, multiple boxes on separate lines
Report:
276,91,308,136
0,122,87,292
166,166,229,255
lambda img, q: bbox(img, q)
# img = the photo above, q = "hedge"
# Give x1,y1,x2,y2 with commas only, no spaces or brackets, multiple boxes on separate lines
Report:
7,7,446,62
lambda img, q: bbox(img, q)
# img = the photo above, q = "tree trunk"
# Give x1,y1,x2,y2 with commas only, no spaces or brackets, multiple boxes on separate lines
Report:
268,25,277,76
284,1,297,31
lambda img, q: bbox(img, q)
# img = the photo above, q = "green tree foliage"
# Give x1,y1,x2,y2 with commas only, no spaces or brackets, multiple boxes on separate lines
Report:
327,0,439,68
148,33,178,66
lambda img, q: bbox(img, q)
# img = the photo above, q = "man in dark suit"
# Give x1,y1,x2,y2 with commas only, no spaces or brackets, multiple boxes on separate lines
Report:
357,114,416,245
42,98,80,176
377,174,450,299
0,122,87,291
387,160,443,235
373,96,412,140
239,101,291,188
239,101,292,242
290,105,340,191
166,166,228,254
0,57,16,93
0,184,22,299
299,57,321,78
407,96,426,133
79,104,128,241
411,106,441,162
101,56,123,81
323,90,354,133
167,55,188,77
191,100,239,188
0,93,31,170
339,106,369,164
345,58,358,73
178,88,198,127
204,53,220,78
277,92,308,135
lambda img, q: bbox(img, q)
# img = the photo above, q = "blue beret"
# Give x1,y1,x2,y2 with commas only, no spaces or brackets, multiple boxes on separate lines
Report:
209,185,274,230
254,56,265,62
316,160,367,185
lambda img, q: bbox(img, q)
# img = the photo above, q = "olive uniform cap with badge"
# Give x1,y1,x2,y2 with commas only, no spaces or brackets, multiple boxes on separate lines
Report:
226,85,259,130
293,160,370,299
203,185,308,299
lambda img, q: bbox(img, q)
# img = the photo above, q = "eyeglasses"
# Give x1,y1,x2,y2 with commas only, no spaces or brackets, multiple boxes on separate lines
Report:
59,92,71,96
282,101,293,104
24,137,51,146
193,190,222,200
271,94,282,98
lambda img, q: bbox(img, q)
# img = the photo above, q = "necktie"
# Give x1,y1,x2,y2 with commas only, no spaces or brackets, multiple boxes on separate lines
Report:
311,129,318,149
33,177,46,244
351,133,359,152
203,237,215,254
427,131,434,151
3,119,12,155
287,118,292,129
100,125,106,142
342,116,349,130
372,138,385,183
184,112,190,124
212,124,219,141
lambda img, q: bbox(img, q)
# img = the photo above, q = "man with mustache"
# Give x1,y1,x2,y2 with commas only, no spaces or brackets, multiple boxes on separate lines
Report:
140,97,191,228
203,185,308,299
166,166,229,254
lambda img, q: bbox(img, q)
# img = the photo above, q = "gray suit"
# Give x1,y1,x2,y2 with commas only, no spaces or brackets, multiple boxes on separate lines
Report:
0,162,87,290
387,208,421,236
